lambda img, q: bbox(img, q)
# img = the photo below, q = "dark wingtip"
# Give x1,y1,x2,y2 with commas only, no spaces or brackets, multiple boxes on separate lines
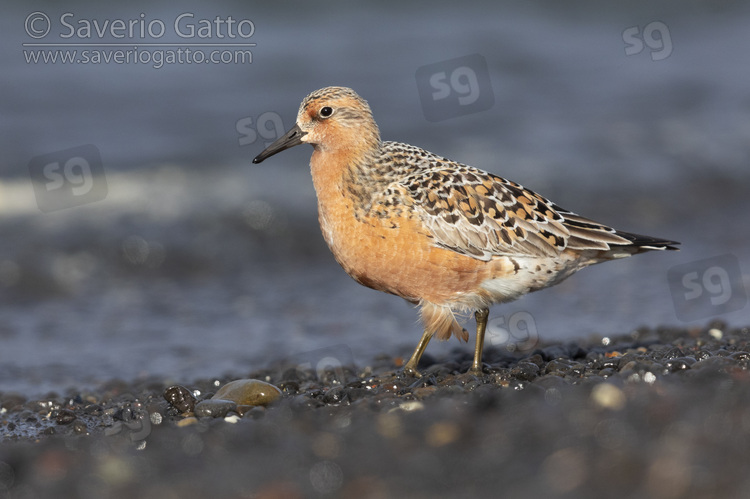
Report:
616,230,681,250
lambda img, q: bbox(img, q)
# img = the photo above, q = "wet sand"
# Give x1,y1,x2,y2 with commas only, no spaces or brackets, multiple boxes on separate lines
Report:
2,321,749,498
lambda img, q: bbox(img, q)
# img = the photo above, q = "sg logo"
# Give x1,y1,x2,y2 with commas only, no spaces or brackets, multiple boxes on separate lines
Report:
236,112,285,147
623,21,673,61
429,66,482,106
43,157,95,196
487,311,539,352
668,254,747,321
416,53,494,122
28,144,107,213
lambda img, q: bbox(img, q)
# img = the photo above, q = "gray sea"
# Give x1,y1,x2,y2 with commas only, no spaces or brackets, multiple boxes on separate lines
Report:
1,0,749,396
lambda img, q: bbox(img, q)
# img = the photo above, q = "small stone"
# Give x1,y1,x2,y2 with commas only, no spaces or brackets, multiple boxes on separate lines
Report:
601,357,619,370
176,417,199,427
114,406,133,422
694,350,712,361
568,363,586,377
56,409,77,425
412,386,437,399
545,360,571,376
194,399,237,418
71,420,88,435
591,383,626,410
150,412,163,425
510,362,540,381
730,352,750,362
394,401,424,412
164,385,197,413
425,421,461,447
212,379,282,407
666,358,694,372
278,381,300,395
84,404,103,415
524,354,545,367
662,347,685,360
322,386,349,405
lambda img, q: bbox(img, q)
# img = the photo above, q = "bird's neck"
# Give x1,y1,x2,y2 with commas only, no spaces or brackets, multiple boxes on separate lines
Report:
310,140,388,211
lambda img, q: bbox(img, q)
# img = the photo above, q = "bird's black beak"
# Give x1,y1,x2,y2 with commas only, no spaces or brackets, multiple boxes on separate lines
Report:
252,124,306,164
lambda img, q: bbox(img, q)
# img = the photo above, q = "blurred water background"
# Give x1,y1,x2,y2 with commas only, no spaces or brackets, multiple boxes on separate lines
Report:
1,0,749,396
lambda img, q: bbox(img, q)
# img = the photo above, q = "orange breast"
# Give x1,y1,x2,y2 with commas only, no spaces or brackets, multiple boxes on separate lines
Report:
309,148,514,308
318,197,499,306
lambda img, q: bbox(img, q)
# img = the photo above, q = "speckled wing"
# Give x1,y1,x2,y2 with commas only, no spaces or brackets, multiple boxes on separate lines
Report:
390,161,652,261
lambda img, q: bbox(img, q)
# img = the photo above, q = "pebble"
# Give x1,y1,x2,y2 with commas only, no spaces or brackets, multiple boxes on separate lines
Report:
163,385,197,413
425,421,461,447
708,328,723,340
543,362,568,377
393,401,424,412
212,379,282,407
322,386,349,405
55,409,77,425
278,381,300,395
84,404,104,415
665,358,694,372
176,417,199,428
510,362,540,381
194,399,237,418
730,351,750,363
71,420,88,435
591,383,626,410
694,349,712,361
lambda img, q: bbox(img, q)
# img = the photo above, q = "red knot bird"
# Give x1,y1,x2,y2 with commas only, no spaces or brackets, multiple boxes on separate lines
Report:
253,86,679,376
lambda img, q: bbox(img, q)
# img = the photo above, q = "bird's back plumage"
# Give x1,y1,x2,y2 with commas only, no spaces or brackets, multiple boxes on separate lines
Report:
368,141,678,262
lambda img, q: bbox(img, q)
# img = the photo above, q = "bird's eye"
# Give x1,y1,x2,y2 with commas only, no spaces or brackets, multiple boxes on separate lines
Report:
319,106,334,118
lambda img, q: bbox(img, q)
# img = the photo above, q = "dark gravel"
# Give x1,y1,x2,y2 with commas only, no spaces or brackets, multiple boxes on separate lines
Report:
2,321,750,498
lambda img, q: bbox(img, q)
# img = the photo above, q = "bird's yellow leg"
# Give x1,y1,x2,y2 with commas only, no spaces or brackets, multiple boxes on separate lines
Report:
469,308,489,375
402,330,434,377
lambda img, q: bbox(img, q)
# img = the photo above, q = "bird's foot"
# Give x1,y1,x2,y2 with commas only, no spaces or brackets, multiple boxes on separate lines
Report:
401,362,422,378
467,363,486,377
